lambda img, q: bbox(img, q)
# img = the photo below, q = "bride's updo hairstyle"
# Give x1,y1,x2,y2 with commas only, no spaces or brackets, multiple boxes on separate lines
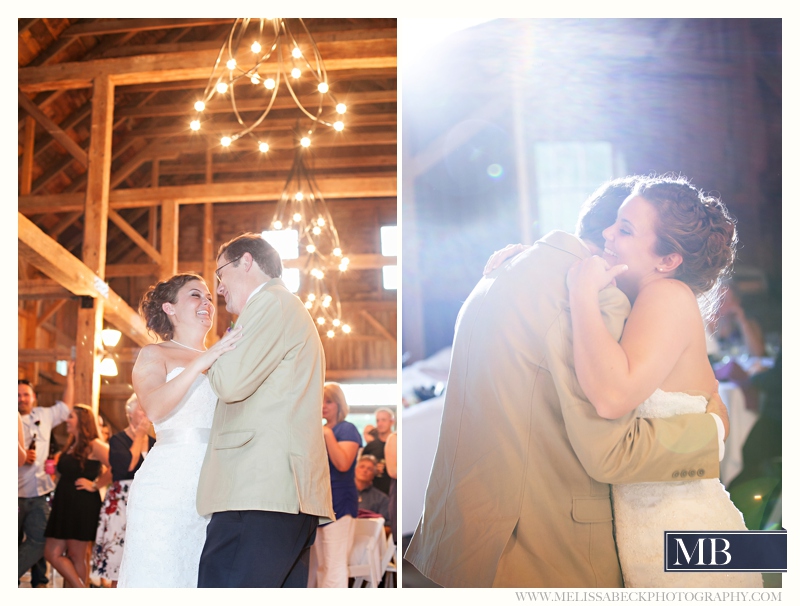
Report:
633,175,737,319
139,273,205,341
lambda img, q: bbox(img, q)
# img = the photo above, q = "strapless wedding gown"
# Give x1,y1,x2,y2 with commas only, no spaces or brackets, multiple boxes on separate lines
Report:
117,368,216,588
612,389,762,588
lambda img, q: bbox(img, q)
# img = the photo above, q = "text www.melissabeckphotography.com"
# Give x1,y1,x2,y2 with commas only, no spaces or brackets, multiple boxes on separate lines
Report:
515,591,782,602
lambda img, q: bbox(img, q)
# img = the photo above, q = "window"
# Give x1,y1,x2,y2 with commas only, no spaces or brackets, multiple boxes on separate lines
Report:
262,229,300,293
380,225,398,290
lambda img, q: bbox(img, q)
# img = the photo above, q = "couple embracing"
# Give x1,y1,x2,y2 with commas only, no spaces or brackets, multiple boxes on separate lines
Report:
405,175,763,588
117,233,334,588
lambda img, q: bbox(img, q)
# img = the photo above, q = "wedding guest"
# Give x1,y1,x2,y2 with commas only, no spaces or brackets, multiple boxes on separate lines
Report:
91,394,154,587
311,382,362,587
361,407,395,495
708,281,765,357
355,454,391,523
44,404,109,588
18,362,74,588
19,412,27,467
384,431,398,542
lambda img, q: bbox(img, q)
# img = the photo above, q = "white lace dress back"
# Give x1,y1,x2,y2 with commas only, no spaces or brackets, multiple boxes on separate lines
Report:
612,388,763,588
117,368,217,587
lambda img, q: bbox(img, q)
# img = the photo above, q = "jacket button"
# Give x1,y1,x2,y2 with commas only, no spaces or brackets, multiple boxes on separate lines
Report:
698,469,705,477
672,471,680,479
688,470,696,477
680,470,688,478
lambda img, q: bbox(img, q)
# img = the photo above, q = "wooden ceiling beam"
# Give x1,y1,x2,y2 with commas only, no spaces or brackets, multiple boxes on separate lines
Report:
62,18,236,38
19,38,397,92
360,309,397,345
18,279,77,300
108,208,162,264
159,153,396,176
20,174,396,213
18,212,153,347
18,90,88,166
116,89,396,119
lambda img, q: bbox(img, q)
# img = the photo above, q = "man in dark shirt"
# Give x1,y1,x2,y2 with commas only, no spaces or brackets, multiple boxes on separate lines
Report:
355,455,390,524
360,408,395,495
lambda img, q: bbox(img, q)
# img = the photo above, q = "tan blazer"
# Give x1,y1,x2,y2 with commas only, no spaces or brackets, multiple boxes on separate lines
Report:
404,231,720,588
197,278,334,523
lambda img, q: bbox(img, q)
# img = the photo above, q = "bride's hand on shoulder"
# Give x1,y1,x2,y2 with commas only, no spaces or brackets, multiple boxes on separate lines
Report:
199,325,243,367
483,243,530,276
567,256,628,295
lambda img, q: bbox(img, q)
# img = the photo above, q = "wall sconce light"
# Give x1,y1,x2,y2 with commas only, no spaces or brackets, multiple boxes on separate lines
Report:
98,355,118,377
101,328,122,348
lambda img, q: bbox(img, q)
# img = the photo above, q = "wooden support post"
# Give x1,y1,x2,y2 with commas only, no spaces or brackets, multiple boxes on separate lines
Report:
20,116,36,195
203,202,218,343
78,74,115,413
160,199,179,280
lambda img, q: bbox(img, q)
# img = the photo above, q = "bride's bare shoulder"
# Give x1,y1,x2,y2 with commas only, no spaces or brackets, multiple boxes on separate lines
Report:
134,343,169,370
636,279,700,315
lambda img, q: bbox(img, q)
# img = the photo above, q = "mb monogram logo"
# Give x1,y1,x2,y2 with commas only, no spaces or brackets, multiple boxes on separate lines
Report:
664,530,787,573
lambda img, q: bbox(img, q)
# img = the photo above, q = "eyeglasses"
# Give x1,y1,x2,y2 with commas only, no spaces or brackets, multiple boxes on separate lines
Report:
215,256,242,283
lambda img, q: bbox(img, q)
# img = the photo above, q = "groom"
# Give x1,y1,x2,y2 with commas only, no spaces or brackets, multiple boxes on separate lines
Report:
196,233,335,587
405,176,729,588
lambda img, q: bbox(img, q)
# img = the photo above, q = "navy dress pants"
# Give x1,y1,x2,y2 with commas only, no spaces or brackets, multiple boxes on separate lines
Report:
197,510,318,588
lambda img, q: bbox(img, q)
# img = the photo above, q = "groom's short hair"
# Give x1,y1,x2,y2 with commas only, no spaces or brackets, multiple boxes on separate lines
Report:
576,176,644,248
218,233,283,279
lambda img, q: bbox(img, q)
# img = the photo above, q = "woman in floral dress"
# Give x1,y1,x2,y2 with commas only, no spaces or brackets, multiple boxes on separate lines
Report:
91,395,154,587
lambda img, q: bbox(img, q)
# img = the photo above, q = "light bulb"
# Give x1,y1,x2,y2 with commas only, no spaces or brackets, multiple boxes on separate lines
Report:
251,41,262,53
333,248,342,257
300,137,311,148
292,47,303,58
332,319,341,327
312,227,322,235
259,142,269,153
221,136,232,147
216,81,228,94
333,121,344,132
339,263,347,271
273,220,282,230
295,192,304,201
308,294,316,301
251,74,260,85
291,67,301,79
226,58,237,70
336,103,347,114
264,78,276,90
322,299,331,308
306,244,316,253
318,82,329,93
293,213,302,222
305,301,312,309
327,330,335,338
317,317,325,325
341,257,350,265
194,100,205,112
190,120,201,131
317,218,325,226
101,329,122,347
342,324,351,334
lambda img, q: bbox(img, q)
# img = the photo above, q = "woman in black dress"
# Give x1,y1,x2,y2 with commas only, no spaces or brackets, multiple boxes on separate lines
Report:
44,404,109,588
91,394,154,587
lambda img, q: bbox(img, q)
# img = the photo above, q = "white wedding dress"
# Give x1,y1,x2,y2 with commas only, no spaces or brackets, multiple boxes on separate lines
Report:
612,388,762,588
117,368,216,587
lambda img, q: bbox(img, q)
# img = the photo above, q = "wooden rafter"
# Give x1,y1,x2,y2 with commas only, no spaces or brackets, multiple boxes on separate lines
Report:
19,174,397,213
19,38,397,92
18,213,153,346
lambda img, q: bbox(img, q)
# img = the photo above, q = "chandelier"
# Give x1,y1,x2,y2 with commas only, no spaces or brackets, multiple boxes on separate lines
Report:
271,140,351,338
190,18,347,150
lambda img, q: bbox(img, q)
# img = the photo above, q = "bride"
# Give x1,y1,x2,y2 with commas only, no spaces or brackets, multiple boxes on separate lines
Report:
567,176,762,587
117,273,241,588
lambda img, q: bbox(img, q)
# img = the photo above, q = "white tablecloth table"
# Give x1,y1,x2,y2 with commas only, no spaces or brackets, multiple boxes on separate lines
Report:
718,381,759,486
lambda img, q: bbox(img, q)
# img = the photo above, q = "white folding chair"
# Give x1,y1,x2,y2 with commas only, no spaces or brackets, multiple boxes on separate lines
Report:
348,517,385,587
380,532,397,588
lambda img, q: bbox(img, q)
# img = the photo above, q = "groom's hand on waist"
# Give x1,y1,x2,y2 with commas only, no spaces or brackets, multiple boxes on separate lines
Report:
705,391,730,442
